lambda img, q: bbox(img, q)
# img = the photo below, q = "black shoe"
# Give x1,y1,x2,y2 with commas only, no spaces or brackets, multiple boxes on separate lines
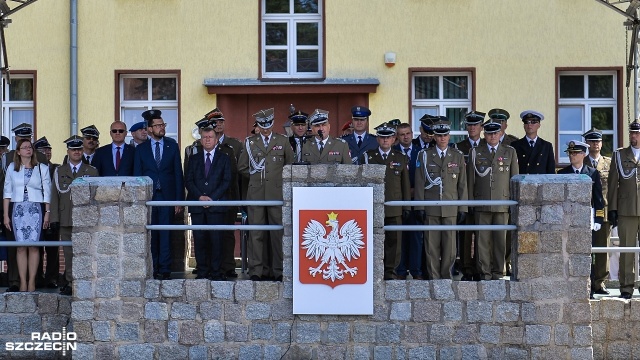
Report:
46,282,58,289
161,273,171,280
620,292,633,300
59,285,72,296
593,287,610,295
210,274,226,281
225,270,238,278
250,275,261,281
461,275,472,281
6,285,19,292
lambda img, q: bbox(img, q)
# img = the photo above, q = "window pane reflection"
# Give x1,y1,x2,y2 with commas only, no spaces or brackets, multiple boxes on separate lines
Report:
591,107,613,130
559,75,584,98
266,50,288,72
296,23,318,45
296,50,318,72
8,79,33,101
123,78,148,101
294,0,318,13
152,78,176,101
558,106,583,131
443,76,468,99
266,23,287,46
415,77,438,99
588,75,613,98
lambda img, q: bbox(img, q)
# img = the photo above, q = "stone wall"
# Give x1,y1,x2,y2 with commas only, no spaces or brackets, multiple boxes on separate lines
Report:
0,168,612,359
590,298,640,359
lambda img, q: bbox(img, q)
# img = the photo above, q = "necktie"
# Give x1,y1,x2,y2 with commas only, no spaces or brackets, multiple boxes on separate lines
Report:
382,153,387,161
404,147,410,158
490,147,496,159
205,153,211,177
473,141,477,147
441,151,445,159
357,136,363,147
575,169,580,174
115,146,121,171
319,141,324,154
592,159,597,168
86,155,91,163
264,136,269,148
72,166,77,176
154,141,161,168
529,140,535,147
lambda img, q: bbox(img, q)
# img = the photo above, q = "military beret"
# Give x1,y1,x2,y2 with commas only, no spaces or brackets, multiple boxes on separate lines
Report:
205,108,225,121
129,121,147,132
341,120,352,131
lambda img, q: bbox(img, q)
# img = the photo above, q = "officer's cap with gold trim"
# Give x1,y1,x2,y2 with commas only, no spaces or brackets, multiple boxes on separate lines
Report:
630,120,640,132
80,125,100,139
482,120,502,134
64,135,84,149
432,118,451,135
351,106,371,119
488,108,510,122
253,108,275,129
565,140,589,153
308,109,329,126
0,136,9,148
12,123,33,137
375,122,396,137
205,108,225,122
288,110,308,125
582,127,603,141
520,110,544,122
195,118,216,130
34,136,52,149
141,109,163,126
464,111,485,125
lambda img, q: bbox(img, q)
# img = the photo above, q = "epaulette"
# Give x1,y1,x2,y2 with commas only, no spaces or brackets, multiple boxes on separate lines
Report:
448,143,457,149
222,142,233,149
337,137,346,143
451,147,464,155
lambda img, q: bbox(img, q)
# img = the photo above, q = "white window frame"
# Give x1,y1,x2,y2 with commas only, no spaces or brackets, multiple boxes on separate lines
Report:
411,71,472,141
119,73,179,143
261,0,323,79
557,70,617,164
2,74,35,148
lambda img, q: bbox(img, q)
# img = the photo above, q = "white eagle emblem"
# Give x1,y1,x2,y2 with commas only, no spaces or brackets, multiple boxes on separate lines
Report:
301,212,365,282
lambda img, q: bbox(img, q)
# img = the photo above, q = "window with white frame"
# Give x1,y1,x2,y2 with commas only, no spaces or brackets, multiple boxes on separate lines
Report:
3,75,34,148
558,71,617,164
261,0,322,79
411,72,472,144
119,74,178,143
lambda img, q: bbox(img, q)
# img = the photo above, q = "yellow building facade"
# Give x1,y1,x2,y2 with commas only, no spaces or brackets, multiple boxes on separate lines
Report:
4,0,630,164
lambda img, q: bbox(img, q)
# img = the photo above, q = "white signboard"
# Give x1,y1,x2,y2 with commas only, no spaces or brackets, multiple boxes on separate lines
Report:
293,186,374,315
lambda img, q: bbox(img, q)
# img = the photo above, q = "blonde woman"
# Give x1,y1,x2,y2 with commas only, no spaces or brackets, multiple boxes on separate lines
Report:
3,139,51,292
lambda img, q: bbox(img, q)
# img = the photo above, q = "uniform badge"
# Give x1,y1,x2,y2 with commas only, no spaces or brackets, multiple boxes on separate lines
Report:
480,166,485,171
452,174,457,179
273,156,277,161
273,145,283,150
499,167,504,171
506,166,509,171
499,162,503,166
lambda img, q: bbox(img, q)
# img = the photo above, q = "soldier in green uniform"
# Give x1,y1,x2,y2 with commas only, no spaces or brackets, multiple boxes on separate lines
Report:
415,118,468,279
210,108,243,279
583,127,611,296
607,120,640,299
51,135,99,295
360,123,411,280
456,111,484,280
238,108,295,281
487,108,518,146
467,120,519,280
301,109,351,164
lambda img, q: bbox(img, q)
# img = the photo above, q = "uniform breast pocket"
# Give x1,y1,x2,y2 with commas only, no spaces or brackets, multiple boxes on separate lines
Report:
447,166,460,174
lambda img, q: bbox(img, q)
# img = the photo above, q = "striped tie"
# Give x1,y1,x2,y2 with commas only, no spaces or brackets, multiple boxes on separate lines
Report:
154,141,161,168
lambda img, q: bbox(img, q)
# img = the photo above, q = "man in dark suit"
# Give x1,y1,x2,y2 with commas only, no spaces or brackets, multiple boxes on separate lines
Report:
92,121,135,176
413,114,436,149
511,110,556,175
557,140,604,299
361,122,411,280
185,124,231,280
288,110,309,163
343,106,377,164
393,122,424,280
133,109,184,280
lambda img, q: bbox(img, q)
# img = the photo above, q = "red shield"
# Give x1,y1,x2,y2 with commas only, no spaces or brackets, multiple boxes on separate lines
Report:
298,209,368,288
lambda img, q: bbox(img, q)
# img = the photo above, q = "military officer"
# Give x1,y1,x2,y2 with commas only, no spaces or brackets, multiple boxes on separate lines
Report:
456,111,485,281
607,120,640,299
301,109,351,164
511,110,556,175
360,123,411,280
209,108,243,279
558,140,605,299
129,121,148,147
62,125,100,165
487,108,518,146
583,127,611,296
183,117,207,174
343,106,377,164
413,114,436,149
238,108,295,281
0,136,9,157
467,120,519,280
415,118,468,280
288,110,309,163
51,135,99,295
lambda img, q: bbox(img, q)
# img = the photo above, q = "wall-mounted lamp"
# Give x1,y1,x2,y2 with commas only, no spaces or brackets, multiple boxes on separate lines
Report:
384,52,396,67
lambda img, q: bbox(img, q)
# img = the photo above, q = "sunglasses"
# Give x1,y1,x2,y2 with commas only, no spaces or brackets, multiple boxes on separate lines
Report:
111,129,126,134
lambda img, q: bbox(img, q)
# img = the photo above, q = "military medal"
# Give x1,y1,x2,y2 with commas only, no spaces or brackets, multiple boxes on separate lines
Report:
499,167,503,171
273,156,276,161
452,174,457,179
499,162,503,166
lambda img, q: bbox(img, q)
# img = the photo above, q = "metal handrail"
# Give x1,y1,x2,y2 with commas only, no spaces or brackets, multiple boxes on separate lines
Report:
0,241,72,247
147,225,282,231
384,225,516,231
147,200,284,207
385,200,518,206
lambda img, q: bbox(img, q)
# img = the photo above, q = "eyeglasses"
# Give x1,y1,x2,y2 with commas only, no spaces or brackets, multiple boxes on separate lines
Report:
111,129,126,134
523,120,540,125
151,123,166,128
